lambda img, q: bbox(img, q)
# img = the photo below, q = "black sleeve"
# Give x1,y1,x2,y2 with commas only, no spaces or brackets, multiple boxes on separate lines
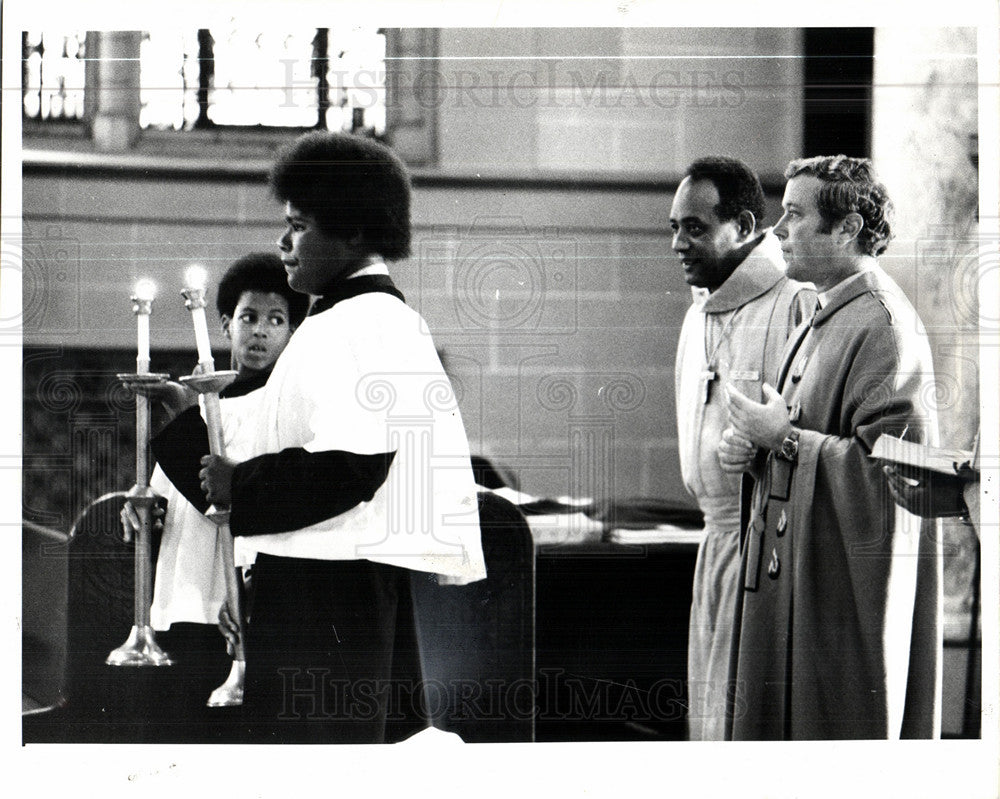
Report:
149,405,211,514
228,448,396,536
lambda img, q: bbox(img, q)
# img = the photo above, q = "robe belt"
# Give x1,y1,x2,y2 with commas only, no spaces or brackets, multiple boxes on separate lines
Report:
697,494,742,534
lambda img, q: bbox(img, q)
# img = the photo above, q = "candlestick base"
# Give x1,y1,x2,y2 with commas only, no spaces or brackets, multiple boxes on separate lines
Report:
179,370,239,395
207,659,245,707
106,625,174,667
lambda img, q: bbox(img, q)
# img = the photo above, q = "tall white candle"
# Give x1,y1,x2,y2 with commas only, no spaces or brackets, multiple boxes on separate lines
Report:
191,306,213,363
133,279,156,371
183,264,214,364
137,314,150,367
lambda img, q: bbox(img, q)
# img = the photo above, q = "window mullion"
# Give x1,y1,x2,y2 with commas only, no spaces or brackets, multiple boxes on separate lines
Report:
195,29,215,130
313,28,330,130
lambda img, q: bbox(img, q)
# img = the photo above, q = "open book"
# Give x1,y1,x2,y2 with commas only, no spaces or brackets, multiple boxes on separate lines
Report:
869,434,976,476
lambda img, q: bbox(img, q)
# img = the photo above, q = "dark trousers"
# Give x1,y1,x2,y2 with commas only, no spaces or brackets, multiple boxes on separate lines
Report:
242,554,424,744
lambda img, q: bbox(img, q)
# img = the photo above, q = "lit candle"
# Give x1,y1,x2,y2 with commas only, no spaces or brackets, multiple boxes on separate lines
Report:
181,264,214,366
137,315,150,369
132,278,156,373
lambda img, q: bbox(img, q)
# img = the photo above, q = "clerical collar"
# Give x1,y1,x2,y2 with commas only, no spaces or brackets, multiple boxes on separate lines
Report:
816,267,872,309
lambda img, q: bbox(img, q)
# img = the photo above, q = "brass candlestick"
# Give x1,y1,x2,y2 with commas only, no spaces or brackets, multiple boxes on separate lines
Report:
107,283,173,667
181,268,246,706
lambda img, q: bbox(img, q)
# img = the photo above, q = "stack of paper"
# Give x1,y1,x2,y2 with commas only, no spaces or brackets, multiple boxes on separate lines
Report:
606,524,706,546
869,435,975,475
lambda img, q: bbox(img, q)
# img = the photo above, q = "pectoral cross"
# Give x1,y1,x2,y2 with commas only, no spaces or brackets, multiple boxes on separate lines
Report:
700,367,718,405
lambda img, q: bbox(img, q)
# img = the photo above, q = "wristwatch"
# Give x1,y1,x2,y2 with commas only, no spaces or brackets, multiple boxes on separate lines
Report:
777,427,800,462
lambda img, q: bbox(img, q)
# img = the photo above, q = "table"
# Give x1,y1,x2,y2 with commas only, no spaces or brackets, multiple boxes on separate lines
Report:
534,539,699,741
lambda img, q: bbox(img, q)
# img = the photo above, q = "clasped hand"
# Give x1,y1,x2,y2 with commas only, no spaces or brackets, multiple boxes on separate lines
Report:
718,427,756,474
199,454,237,505
119,496,166,541
217,601,241,657
725,382,792,451
717,382,792,474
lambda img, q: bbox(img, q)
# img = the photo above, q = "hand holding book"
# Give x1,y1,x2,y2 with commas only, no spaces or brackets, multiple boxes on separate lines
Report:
871,433,978,519
883,465,970,518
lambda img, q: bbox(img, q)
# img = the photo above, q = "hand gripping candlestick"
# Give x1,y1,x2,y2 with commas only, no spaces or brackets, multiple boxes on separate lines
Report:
179,264,244,706
107,279,174,667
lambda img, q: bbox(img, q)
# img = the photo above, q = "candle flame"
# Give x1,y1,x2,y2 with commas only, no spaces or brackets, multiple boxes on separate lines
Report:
184,264,208,291
134,278,156,301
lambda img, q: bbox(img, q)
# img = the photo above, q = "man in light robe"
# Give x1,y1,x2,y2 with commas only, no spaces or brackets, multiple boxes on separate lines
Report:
671,156,815,740
721,155,942,739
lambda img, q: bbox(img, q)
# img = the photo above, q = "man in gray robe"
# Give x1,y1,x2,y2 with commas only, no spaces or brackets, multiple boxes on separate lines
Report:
720,155,942,739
